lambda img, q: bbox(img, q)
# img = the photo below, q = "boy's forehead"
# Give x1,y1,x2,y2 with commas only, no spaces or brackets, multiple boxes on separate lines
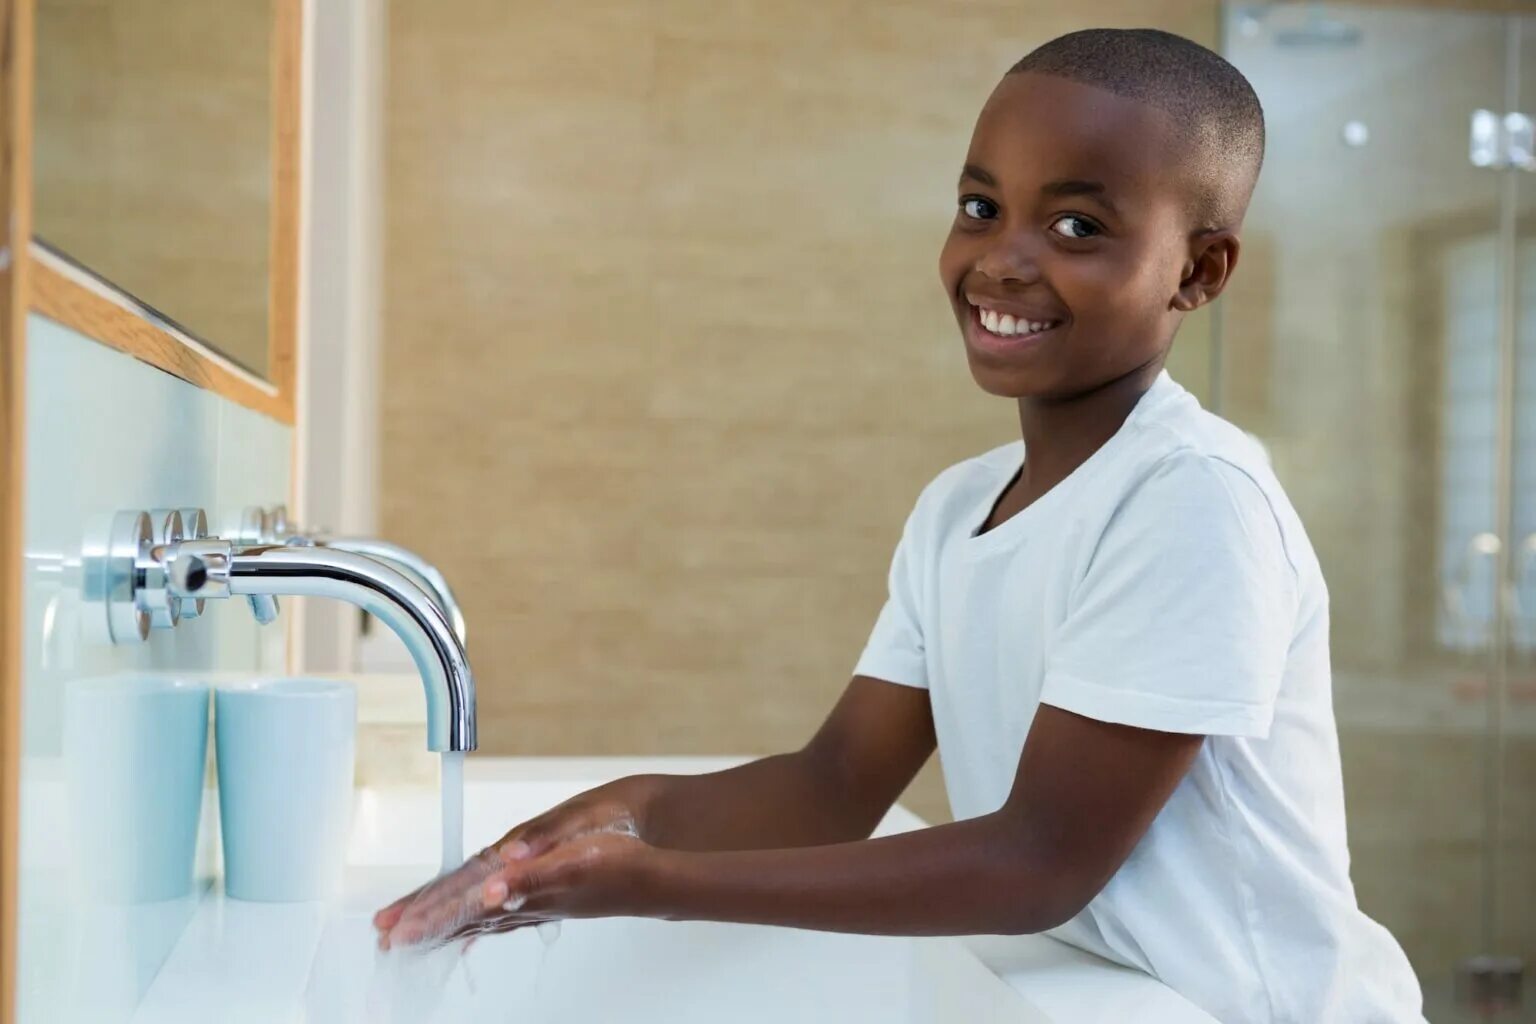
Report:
966,73,1184,200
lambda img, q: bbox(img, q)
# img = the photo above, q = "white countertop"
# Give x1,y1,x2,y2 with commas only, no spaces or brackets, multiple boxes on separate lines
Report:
115,756,1211,1023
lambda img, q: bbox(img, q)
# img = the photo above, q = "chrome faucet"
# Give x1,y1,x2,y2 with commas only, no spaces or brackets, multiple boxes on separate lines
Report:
236,506,468,648
81,509,477,752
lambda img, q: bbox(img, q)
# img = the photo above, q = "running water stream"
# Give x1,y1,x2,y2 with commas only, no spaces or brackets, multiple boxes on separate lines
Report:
440,751,465,872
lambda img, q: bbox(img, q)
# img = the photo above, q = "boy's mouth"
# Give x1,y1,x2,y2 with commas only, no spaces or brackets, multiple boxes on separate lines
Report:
965,301,1064,352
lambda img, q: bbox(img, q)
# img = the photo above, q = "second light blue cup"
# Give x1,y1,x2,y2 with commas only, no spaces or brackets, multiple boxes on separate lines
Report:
216,678,356,902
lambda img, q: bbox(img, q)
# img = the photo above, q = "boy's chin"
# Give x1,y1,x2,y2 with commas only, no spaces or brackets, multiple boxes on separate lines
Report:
964,358,1057,400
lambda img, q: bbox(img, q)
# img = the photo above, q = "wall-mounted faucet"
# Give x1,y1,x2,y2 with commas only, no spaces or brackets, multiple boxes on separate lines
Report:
235,506,468,648
80,509,477,752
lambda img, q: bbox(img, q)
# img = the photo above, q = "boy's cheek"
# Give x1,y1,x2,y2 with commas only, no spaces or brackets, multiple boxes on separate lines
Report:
936,237,969,296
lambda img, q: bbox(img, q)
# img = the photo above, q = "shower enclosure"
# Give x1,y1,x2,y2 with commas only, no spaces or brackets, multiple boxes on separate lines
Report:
1219,5,1534,1020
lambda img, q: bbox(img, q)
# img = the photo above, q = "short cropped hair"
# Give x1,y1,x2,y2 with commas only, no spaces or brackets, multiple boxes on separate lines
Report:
1010,29,1265,230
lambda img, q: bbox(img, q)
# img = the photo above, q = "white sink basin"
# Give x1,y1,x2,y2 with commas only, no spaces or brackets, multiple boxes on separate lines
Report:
101,757,1216,1023
304,908,1036,1024
129,761,1044,1023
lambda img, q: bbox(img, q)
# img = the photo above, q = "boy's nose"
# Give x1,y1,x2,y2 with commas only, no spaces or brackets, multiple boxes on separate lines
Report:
974,234,1043,286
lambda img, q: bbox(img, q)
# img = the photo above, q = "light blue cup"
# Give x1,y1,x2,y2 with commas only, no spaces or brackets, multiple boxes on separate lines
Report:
216,678,356,902
63,675,211,903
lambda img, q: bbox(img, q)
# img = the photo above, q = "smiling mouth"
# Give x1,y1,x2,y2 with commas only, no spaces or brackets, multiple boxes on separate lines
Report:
968,303,1064,343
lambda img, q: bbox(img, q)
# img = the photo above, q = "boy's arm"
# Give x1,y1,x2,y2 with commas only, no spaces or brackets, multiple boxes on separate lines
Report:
639,705,1201,935
381,703,1202,947
641,675,937,851
374,675,935,944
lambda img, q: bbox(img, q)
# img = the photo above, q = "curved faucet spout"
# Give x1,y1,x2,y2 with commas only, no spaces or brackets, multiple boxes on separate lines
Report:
316,536,468,648
174,542,476,752
237,507,469,651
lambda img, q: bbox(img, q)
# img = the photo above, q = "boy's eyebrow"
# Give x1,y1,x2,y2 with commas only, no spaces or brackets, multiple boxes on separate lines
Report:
1042,179,1119,216
959,163,996,188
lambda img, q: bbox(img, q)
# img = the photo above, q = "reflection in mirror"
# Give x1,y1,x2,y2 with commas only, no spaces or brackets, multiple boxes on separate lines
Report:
32,0,274,376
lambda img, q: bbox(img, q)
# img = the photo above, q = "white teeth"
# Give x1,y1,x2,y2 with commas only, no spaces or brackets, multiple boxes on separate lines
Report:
975,306,1058,337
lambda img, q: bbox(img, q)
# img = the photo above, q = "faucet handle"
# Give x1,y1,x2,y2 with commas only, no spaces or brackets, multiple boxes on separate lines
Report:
81,511,153,644
81,509,222,642
246,594,281,626
174,508,209,619
165,537,233,599
143,509,186,630
236,506,267,548
267,505,293,542
164,535,278,627
235,504,303,547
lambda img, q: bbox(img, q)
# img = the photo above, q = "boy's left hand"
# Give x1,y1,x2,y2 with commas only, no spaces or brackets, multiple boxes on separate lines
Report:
378,827,659,950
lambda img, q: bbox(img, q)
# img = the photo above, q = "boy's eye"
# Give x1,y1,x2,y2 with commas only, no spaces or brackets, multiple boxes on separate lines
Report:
1049,214,1101,240
960,196,998,221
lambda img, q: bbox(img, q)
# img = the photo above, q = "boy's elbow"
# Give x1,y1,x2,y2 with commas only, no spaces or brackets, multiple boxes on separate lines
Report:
980,819,1100,935
988,882,1089,936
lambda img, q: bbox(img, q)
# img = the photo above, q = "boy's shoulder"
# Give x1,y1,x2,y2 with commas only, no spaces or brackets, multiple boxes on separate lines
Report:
909,375,1296,540
1125,379,1290,519
1133,382,1275,474
1107,379,1314,582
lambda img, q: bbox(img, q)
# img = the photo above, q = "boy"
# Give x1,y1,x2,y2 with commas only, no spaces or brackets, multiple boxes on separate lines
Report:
377,29,1424,1023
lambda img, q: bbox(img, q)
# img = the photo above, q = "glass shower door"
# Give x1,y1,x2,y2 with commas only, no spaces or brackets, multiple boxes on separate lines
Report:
1499,14,1535,1022
1220,6,1529,1020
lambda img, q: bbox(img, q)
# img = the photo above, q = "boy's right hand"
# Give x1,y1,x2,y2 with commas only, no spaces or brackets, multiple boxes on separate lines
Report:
493,772,666,860
371,773,668,943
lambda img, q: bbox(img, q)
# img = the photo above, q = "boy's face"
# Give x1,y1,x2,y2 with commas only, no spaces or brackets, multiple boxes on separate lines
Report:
939,73,1213,400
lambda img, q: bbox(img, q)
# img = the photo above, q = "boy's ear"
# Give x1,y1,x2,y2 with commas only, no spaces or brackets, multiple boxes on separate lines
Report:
1172,230,1241,312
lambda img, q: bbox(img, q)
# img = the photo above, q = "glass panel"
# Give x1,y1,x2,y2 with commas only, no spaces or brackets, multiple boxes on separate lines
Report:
32,0,274,376
1220,7,1510,1019
13,317,292,1022
1500,11,1536,1009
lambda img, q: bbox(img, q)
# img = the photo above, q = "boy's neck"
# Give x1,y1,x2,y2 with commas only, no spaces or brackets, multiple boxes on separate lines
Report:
1013,360,1165,498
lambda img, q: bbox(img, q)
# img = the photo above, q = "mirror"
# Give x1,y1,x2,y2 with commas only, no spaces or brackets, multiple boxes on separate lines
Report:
32,0,276,377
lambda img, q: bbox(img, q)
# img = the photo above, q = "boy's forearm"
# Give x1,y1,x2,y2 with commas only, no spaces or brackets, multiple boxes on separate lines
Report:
639,812,1071,937
641,749,887,852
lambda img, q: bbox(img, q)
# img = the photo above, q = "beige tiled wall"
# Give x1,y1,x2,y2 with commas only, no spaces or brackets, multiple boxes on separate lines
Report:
381,1,1220,821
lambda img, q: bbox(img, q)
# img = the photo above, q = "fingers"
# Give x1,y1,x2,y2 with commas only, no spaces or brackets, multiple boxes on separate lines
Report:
481,861,539,913
384,890,479,951
506,793,642,861
381,853,508,951
444,912,540,944
374,847,500,946
479,836,592,914
381,839,548,950
373,907,402,933
376,794,631,951
504,802,612,860
372,890,416,933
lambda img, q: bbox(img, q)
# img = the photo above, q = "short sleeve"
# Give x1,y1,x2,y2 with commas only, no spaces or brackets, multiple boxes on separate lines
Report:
853,509,929,689
1040,453,1297,738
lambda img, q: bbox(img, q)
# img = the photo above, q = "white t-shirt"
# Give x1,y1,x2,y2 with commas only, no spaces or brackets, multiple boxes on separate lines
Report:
855,372,1424,1024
